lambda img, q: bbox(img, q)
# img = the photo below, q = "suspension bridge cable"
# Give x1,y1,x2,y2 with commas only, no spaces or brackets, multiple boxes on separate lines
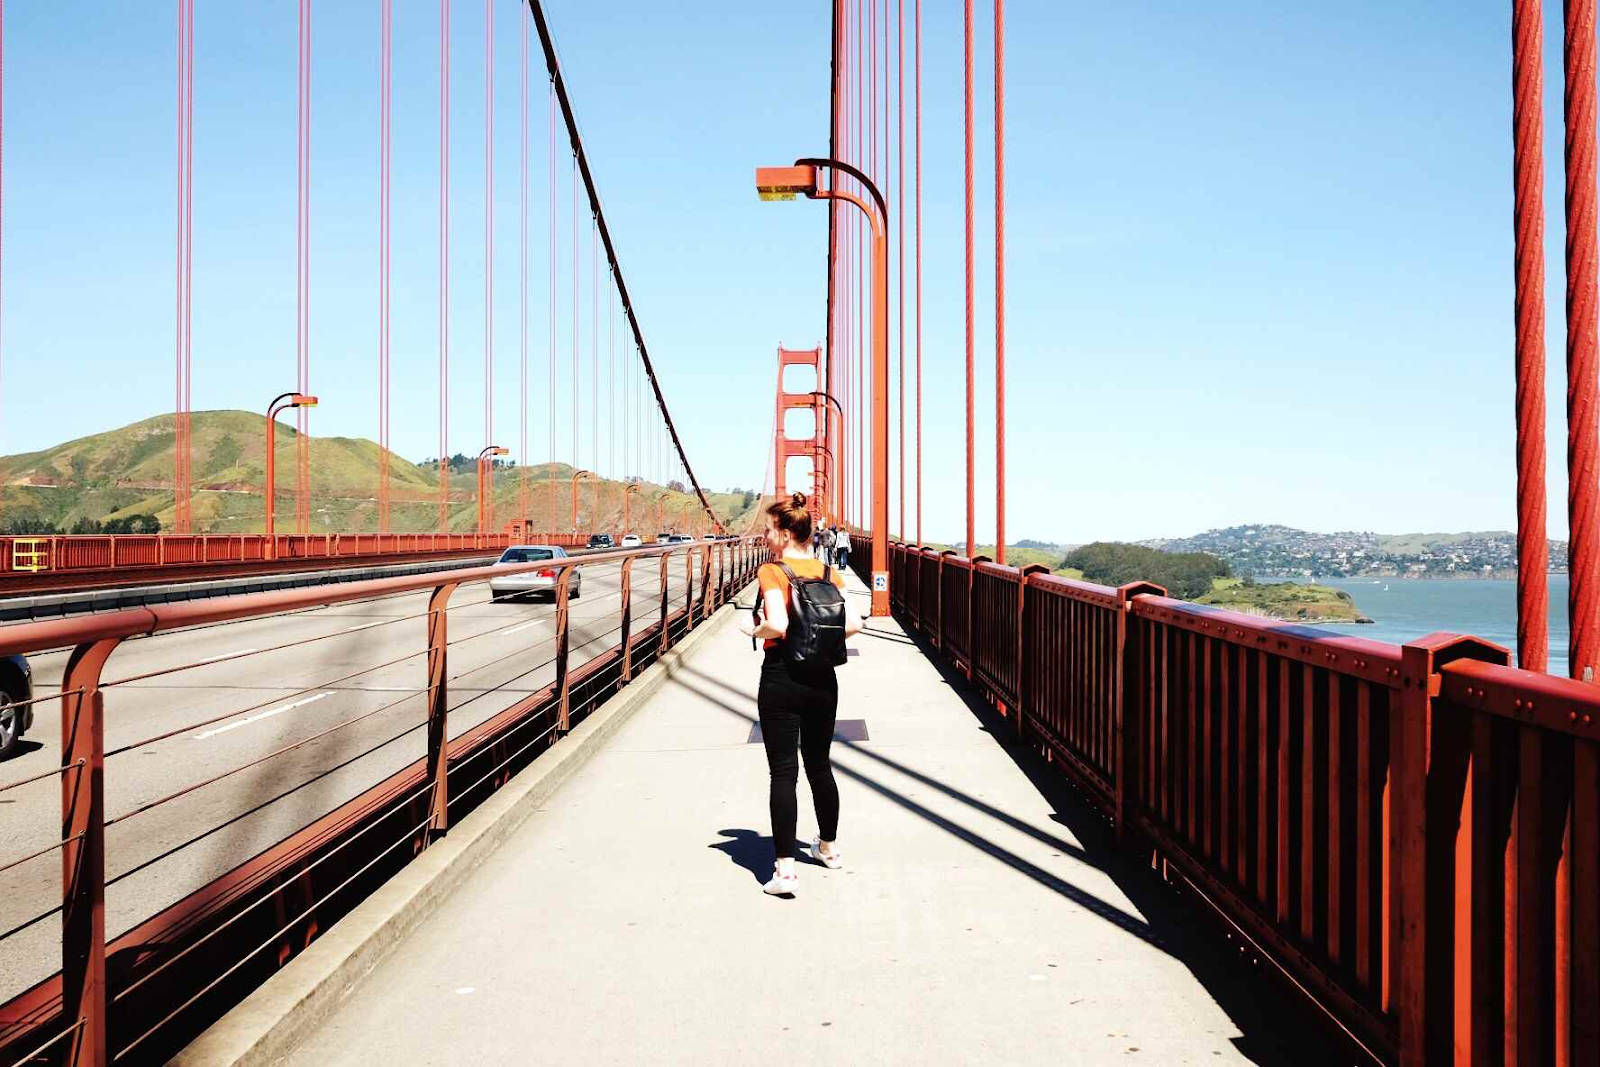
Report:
994,0,1005,563
524,0,725,531
484,0,494,531
914,0,921,545
963,0,974,554
438,0,451,532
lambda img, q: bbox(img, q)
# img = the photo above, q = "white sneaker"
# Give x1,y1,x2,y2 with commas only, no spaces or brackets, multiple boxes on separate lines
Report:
810,836,844,870
762,868,798,896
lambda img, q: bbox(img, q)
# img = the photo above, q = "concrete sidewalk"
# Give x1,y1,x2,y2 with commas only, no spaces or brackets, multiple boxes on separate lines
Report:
276,572,1341,1066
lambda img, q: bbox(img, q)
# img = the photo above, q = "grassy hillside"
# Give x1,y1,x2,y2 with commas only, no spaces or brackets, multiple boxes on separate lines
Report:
1374,531,1513,555
0,411,751,535
1196,577,1366,623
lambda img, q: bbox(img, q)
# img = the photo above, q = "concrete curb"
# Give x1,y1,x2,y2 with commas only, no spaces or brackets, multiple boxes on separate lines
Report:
170,583,754,1067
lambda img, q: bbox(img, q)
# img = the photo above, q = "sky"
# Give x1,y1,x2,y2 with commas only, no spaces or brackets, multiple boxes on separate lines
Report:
0,2,1582,545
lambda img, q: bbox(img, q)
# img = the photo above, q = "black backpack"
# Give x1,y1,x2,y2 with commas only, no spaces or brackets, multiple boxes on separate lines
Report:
753,563,848,667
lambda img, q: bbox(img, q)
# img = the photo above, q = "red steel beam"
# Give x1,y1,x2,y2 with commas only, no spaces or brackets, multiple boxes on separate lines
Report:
1568,0,1600,683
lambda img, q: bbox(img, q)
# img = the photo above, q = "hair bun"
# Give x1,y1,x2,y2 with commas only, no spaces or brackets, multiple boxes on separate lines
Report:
789,491,807,509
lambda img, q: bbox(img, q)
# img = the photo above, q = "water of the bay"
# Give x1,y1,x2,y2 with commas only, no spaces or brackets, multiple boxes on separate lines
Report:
1264,575,1570,676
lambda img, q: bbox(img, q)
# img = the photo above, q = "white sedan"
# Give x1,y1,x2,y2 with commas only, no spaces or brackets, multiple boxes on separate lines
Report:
620,534,642,548
488,545,582,601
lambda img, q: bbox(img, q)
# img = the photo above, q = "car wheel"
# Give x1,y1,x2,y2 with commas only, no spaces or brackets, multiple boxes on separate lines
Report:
571,577,582,600
0,691,19,760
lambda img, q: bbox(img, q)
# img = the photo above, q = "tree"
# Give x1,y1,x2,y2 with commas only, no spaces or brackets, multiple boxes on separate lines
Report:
69,517,103,535
136,514,161,534
1060,542,1230,601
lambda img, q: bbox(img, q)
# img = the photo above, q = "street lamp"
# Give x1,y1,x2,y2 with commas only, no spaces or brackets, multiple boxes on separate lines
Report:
807,391,845,523
477,446,509,534
756,159,889,615
571,469,594,535
265,392,318,545
623,482,643,538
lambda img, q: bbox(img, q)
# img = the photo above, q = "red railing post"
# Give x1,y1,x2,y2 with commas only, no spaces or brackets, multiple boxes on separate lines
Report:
619,556,635,682
967,554,989,679
1014,564,1048,742
1113,582,1164,846
554,567,573,735
658,552,671,657
701,546,713,621
1394,633,1509,1065
425,582,458,837
61,636,123,1067
935,549,952,651
683,549,695,631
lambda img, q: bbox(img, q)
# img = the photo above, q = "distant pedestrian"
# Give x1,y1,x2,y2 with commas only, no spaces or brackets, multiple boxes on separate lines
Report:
834,527,851,572
816,524,834,562
738,493,863,897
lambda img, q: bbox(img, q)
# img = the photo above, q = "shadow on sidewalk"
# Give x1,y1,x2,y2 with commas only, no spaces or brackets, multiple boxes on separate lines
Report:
667,615,1365,1067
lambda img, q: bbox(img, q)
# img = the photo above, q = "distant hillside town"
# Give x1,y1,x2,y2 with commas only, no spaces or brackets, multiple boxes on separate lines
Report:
1138,525,1568,579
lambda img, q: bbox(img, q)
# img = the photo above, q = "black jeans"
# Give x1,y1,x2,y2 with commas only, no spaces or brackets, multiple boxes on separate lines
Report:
757,649,840,860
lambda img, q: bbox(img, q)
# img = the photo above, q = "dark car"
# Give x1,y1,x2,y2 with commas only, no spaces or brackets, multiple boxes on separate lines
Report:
587,533,615,549
0,654,33,760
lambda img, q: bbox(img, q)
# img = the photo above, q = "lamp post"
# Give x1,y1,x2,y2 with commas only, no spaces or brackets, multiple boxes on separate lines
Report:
571,469,594,535
810,442,836,526
756,160,889,615
623,482,642,538
265,392,318,548
807,391,845,524
477,446,509,534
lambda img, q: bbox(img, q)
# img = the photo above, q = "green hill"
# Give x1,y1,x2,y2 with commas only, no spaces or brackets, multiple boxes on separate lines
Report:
0,410,753,535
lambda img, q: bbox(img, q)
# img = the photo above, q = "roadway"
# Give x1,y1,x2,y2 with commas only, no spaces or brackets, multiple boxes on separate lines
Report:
0,553,699,1002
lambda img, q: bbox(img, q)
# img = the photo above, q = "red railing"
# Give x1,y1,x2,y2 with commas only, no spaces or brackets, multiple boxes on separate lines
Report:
0,533,539,577
883,539,1598,1066
0,537,762,1066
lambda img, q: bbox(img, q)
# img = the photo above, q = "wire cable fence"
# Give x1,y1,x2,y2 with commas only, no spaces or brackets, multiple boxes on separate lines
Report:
0,538,763,1067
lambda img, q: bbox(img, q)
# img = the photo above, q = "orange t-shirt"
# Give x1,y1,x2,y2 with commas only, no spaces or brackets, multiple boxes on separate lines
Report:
757,558,848,650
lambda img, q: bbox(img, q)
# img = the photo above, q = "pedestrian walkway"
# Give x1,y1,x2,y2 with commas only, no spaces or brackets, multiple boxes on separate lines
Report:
280,571,1341,1066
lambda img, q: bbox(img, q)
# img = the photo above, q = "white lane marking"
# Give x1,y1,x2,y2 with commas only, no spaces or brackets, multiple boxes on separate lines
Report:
455,987,475,995
194,692,334,740
342,624,372,632
499,619,548,637
196,648,259,664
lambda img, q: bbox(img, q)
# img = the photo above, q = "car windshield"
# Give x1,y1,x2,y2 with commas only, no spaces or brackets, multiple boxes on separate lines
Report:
498,548,554,563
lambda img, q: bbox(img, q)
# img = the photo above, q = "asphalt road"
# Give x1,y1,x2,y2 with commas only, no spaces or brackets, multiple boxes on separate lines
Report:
0,554,707,1002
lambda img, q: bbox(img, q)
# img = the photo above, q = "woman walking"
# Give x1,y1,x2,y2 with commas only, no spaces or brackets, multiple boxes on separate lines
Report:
739,493,863,896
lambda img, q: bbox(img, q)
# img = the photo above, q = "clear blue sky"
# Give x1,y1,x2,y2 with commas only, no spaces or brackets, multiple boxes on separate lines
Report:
0,2,1579,544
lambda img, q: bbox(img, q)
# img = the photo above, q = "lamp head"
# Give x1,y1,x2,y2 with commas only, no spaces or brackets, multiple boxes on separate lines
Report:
292,394,318,408
755,165,818,201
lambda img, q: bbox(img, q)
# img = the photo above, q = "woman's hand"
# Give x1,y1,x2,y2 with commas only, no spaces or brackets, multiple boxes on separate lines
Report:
737,620,757,638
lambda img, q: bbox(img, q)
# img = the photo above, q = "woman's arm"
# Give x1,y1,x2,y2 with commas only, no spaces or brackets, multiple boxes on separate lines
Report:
842,596,864,638
739,586,790,640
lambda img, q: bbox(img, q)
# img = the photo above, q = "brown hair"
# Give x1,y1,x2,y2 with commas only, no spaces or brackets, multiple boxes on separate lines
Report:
765,492,813,545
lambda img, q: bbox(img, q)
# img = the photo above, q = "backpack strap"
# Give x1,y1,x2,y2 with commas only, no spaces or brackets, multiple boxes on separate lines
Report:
776,562,799,583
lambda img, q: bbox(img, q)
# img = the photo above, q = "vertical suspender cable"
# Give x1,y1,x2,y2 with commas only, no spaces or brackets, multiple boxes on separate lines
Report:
914,0,921,546
174,0,194,534
520,1,529,524
548,84,556,530
484,0,494,531
183,0,194,535
896,0,904,541
297,0,312,534
1512,0,1548,671
609,271,615,477
1567,0,1600,682
962,0,975,556
0,0,4,528
379,0,392,533
571,157,578,469
993,0,1005,564
592,221,599,472
438,0,451,533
